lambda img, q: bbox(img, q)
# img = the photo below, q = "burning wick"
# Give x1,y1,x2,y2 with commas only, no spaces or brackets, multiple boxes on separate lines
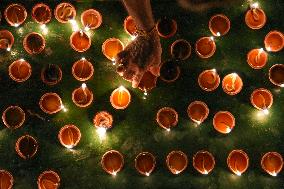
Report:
14,23,20,28
111,59,116,65
60,104,67,112
69,19,79,32
143,89,148,100
131,35,137,41
210,36,214,41
216,32,221,37
40,24,48,35
6,47,11,52
251,2,259,9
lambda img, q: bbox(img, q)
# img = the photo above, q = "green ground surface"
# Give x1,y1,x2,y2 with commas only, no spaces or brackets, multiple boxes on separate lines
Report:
0,0,283,188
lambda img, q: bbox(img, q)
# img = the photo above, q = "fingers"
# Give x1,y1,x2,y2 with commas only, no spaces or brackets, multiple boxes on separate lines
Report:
132,69,145,88
149,65,160,77
115,50,129,66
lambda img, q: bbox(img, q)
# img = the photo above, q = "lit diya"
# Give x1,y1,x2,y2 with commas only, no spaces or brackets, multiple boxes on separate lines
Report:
222,73,243,95
101,150,124,176
72,58,94,81
245,7,266,29
269,64,284,87
227,150,249,176
0,30,14,51
156,17,177,38
187,101,209,125
4,3,27,27
261,152,283,176
58,124,81,149
247,48,268,69
193,151,215,174
166,151,188,174
37,170,60,189
41,64,62,85
23,32,46,54
72,83,94,108
198,69,220,92
138,71,158,92
15,135,38,159
81,9,102,30
209,14,230,36
170,39,192,60
0,170,14,189
2,106,25,129
39,93,62,114
32,3,52,24
102,38,124,61
9,59,32,82
195,37,216,59
124,16,137,36
264,31,284,52
160,60,181,83
70,30,91,52
135,152,156,176
93,111,113,129
54,3,76,23
250,88,273,114
156,107,178,131
213,111,235,134
110,86,131,110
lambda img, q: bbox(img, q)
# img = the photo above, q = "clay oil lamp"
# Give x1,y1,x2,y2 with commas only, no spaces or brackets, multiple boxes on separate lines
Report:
102,38,124,61
58,124,81,149
72,58,94,81
156,107,178,132
81,9,102,30
32,3,52,24
101,150,124,176
2,106,25,129
250,88,273,115
138,71,158,93
166,151,188,174
193,151,215,175
15,135,38,159
222,73,243,95
37,170,60,189
261,152,283,176
245,3,266,30
209,14,230,36
39,93,63,114
72,83,94,108
54,3,76,23
269,64,284,87
135,152,156,176
213,111,235,134
264,31,284,52
124,16,137,36
93,111,113,138
227,150,249,176
247,48,268,69
23,32,46,55
156,17,177,38
70,30,91,52
160,60,181,83
110,86,131,110
4,3,27,27
195,37,216,59
198,69,220,92
0,30,14,51
0,170,14,189
170,39,192,60
8,59,31,82
41,64,62,85
187,101,209,125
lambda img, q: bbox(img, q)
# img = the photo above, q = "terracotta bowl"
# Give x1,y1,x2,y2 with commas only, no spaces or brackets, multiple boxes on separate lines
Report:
41,64,62,85
135,152,156,176
37,170,60,189
247,49,268,69
156,107,178,131
269,64,284,87
102,38,124,61
222,73,243,95
187,101,209,125
209,14,231,36
156,18,177,38
32,3,52,24
250,88,273,111
81,9,102,29
4,3,27,27
0,30,14,50
23,32,46,54
101,150,124,175
261,152,283,176
70,30,91,52
124,16,137,36
198,69,220,92
0,170,14,189
110,86,131,110
2,105,25,129
170,39,192,60
193,151,215,174
54,3,76,23
93,111,113,129
9,59,32,82
72,86,93,108
227,150,249,175
72,58,94,81
160,60,181,83
245,8,266,29
213,111,235,134
264,31,283,52
15,135,38,159
39,93,62,114
195,37,216,58
166,151,188,174
58,124,81,149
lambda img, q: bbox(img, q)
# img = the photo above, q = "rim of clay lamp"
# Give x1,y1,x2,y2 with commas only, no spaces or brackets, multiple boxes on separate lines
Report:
54,2,76,23
123,16,137,36
187,101,209,124
0,30,14,50
213,111,235,134
156,18,177,38
250,88,273,110
4,3,27,27
170,39,192,61
247,49,268,69
264,30,284,52
166,150,188,174
32,3,52,24
156,107,179,130
8,59,32,82
261,152,283,176
39,92,62,114
0,170,14,189
70,30,91,52
269,64,284,87
193,150,215,174
209,14,231,36
222,73,243,95
2,105,25,129
58,124,81,148
102,38,124,61
159,60,181,83
72,59,94,81
93,111,113,129
23,32,46,54
81,9,102,30
245,8,266,30
110,87,131,110
72,87,94,108
195,37,216,59
135,152,156,176
198,69,220,92
41,64,62,85
15,135,38,159
101,150,124,175
37,170,60,189
227,150,249,175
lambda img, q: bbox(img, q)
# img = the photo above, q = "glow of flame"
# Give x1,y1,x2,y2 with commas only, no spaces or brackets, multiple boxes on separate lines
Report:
14,23,19,27
266,47,271,52
112,171,117,176
20,58,25,62
210,36,214,41
235,171,242,176
216,32,221,37
81,57,86,61
84,26,90,32
81,83,87,89
280,84,284,88
40,24,48,35
6,47,11,52
131,35,137,41
270,171,277,177
145,172,150,177
96,127,107,140
203,170,208,175
262,109,269,115
251,2,259,9
226,127,232,133
212,68,216,72
60,104,67,112
166,128,171,132
69,19,79,32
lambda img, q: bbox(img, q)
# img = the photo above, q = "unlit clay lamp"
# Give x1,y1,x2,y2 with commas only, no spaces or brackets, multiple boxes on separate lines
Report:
170,39,192,60
156,17,177,38
269,64,284,87
32,3,52,24
227,150,249,176
37,170,60,189
15,135,38,159
2,105,25,129
135,152,156,176
193,151,215,175
58,124,81,149
9,59,32,82
261,152,283,176
160,60,181,83
41,64,62,85
101,150,124,176
23,32,46,54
